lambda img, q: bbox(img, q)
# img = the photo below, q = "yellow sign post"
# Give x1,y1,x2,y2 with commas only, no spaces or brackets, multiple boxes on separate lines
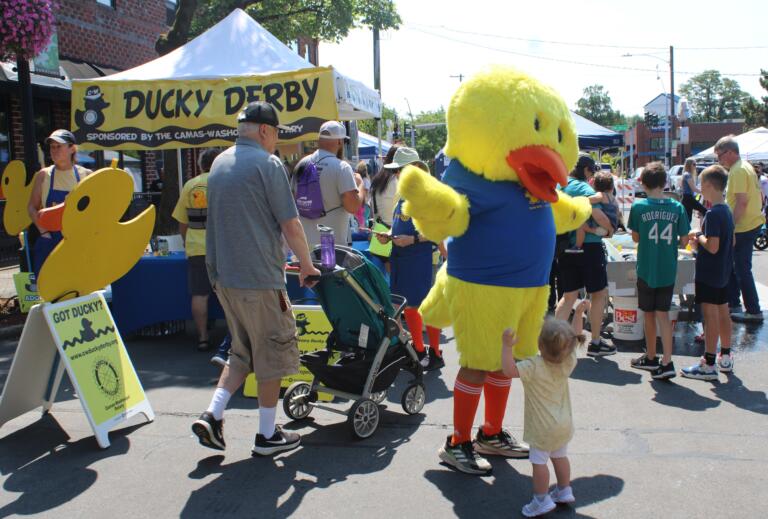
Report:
71,67,338,150
0,292,153,448
244,305,334,401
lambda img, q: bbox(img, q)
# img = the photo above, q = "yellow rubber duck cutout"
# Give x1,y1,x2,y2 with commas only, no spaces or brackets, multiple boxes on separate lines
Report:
1,160,34,235
399,66,591,365
191,187,207,209
36,167,155,302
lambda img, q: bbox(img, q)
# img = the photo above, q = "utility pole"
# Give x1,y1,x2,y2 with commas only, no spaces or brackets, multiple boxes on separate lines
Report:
450,74,464,83
373,28,382,159
669,45,675,166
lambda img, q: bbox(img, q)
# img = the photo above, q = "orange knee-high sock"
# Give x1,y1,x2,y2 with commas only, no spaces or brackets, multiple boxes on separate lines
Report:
404,307,425,352
427,326,442,356
452,377,483,445
482,373,512,436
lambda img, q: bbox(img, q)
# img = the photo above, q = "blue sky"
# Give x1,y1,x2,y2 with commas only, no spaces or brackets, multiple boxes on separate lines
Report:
320,0,767,120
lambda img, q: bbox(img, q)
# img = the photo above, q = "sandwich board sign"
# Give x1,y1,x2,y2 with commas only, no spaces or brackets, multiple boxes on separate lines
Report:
0,292,153,448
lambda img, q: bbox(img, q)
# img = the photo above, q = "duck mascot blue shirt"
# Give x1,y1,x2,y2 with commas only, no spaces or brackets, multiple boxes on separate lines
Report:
397,66,591,474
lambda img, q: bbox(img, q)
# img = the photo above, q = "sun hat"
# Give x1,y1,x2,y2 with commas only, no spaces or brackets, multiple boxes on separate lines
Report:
383,147,428,171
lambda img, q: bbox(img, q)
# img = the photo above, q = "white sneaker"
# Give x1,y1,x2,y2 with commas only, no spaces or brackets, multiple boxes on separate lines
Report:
550,485,575,504
522,494,556,517
717,353,734,373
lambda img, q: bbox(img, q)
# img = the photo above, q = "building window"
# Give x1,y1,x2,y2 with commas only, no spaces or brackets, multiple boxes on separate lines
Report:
0,95,11,170
96,0,116,7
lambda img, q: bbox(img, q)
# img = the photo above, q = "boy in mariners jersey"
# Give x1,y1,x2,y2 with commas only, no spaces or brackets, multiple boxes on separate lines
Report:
628,162,690,379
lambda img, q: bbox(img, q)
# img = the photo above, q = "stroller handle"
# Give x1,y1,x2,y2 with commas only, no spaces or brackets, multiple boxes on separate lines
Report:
390,293,408,318
285,264,321,283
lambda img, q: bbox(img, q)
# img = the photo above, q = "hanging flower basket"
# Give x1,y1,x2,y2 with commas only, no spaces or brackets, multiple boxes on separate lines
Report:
0,0,57,61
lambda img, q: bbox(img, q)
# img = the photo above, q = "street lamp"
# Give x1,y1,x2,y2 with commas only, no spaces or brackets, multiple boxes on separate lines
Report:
404,97,415,148
623,47,675,166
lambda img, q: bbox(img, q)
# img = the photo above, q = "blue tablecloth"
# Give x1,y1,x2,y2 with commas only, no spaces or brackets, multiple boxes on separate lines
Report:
111,253,225,335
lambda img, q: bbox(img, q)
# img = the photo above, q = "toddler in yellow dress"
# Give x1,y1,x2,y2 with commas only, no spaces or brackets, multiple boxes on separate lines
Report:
501,301,589,517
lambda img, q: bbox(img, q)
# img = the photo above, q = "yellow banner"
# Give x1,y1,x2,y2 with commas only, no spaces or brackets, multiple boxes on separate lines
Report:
71,67,338,150
44,294,147,425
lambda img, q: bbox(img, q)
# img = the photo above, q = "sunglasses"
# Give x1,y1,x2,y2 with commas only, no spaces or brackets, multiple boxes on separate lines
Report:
715,150,729,159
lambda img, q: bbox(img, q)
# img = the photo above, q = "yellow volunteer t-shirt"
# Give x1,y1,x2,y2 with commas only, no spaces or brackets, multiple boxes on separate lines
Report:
40,165,92,205
726,159,764,233
517,350,577,452
172,173,209,257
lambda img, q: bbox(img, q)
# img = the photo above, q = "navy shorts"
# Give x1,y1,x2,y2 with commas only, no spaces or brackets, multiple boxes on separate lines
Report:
558,242,608,294
695,281,728,306
637,278,673,312
187,255,213,296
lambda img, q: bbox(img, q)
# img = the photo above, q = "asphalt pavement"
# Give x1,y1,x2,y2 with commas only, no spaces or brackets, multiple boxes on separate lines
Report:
0,252,767,518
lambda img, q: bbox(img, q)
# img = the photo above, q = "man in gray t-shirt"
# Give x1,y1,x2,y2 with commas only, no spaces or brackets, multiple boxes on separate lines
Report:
292,120,362,248
194,101,319,458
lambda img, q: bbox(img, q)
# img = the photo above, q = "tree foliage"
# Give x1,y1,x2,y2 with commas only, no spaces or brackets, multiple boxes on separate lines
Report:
158,0,401,55
575,85,624,127
411,107,448,169
742,69,768,130
357,104,398,137
679,70,755,122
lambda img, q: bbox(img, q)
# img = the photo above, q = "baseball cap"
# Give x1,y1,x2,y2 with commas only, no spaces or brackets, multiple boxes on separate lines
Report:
383,147,428,171
46,129,77,145
575,153,598,173
318,120,348,141
237,101,289,130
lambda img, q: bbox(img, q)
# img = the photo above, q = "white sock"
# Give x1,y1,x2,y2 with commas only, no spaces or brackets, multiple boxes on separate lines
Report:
591,338,600,345
259,406,277,438
206,388,231,421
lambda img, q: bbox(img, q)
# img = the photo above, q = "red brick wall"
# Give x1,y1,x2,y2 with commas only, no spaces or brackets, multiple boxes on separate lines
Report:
56,0,168,70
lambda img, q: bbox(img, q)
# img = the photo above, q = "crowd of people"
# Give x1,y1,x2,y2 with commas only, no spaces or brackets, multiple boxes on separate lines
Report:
22,100,765,518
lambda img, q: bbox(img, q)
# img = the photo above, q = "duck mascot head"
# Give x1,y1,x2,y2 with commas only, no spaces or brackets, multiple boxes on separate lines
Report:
397,66,591,472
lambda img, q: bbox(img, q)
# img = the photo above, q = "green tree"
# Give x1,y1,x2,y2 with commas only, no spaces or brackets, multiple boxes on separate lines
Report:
742,69,768,130
358,104,398,137
575,85,622,127
679,70,754,122
159,0,401,54
411,107,448,168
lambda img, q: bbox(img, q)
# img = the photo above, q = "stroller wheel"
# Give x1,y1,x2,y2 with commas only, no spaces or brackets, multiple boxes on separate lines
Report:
402,383,426,415
283,382,313,420
348,398,380,439
755,233,768,251
371,390,387,404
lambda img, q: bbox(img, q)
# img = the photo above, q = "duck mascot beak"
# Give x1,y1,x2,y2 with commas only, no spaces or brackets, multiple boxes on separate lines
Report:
506,145,568,203
37,202,65,232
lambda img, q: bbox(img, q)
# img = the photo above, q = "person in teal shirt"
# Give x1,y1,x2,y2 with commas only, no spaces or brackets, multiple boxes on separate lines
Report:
628,162,690,380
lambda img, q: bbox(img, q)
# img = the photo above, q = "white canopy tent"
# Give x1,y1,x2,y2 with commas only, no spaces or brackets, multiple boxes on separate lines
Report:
97,8,380,121
692,127,768,163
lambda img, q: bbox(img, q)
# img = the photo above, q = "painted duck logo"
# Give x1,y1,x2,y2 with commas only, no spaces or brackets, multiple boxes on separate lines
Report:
295,313,325,337
75,86,110,130
61,317,116,350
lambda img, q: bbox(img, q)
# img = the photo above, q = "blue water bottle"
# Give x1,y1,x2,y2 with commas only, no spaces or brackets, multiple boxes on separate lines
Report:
318,225,335,269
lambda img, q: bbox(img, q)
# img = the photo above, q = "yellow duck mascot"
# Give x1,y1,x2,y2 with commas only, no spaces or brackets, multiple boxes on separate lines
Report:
36,166,155,303
397,66,591,475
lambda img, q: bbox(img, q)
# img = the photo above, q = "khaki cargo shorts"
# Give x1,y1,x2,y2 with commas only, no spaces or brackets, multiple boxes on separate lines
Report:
214,285,299,382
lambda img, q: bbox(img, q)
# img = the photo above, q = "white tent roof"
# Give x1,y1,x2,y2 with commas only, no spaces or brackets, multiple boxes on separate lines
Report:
693,127,768,162
98,9,379,119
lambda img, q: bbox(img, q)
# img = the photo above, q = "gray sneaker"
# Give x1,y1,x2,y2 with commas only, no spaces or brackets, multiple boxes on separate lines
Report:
438,435,492,475
474,428,529,458
731,312,764,323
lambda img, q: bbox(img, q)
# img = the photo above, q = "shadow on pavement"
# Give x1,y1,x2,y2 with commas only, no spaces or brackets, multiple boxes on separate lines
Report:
181,410,424,518
0,414,140,516
650,380,721,411
711,373,768,415
424,461,623,518
571,358,642,386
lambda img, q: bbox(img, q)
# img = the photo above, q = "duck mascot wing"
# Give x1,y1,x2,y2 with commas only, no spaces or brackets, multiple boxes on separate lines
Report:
37,167,155,302
398,66,591,367
1,160,34,235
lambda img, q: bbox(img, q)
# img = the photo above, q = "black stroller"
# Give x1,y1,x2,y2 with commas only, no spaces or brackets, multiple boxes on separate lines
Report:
283,246,425,439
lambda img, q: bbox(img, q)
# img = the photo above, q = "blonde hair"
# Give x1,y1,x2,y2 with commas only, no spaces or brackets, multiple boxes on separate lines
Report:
356,160,369,176
684,157,697,185
538,317,586,363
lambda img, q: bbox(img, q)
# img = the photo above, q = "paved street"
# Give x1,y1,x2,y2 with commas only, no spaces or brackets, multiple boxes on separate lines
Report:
1,284,767,518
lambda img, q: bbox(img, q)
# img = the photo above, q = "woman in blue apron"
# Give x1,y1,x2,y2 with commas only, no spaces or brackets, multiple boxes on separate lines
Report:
375,147,445,371
28,130,91,278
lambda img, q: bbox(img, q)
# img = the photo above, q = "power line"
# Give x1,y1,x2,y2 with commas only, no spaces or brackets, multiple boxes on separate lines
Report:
407,23,768,51
406,27,761,77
